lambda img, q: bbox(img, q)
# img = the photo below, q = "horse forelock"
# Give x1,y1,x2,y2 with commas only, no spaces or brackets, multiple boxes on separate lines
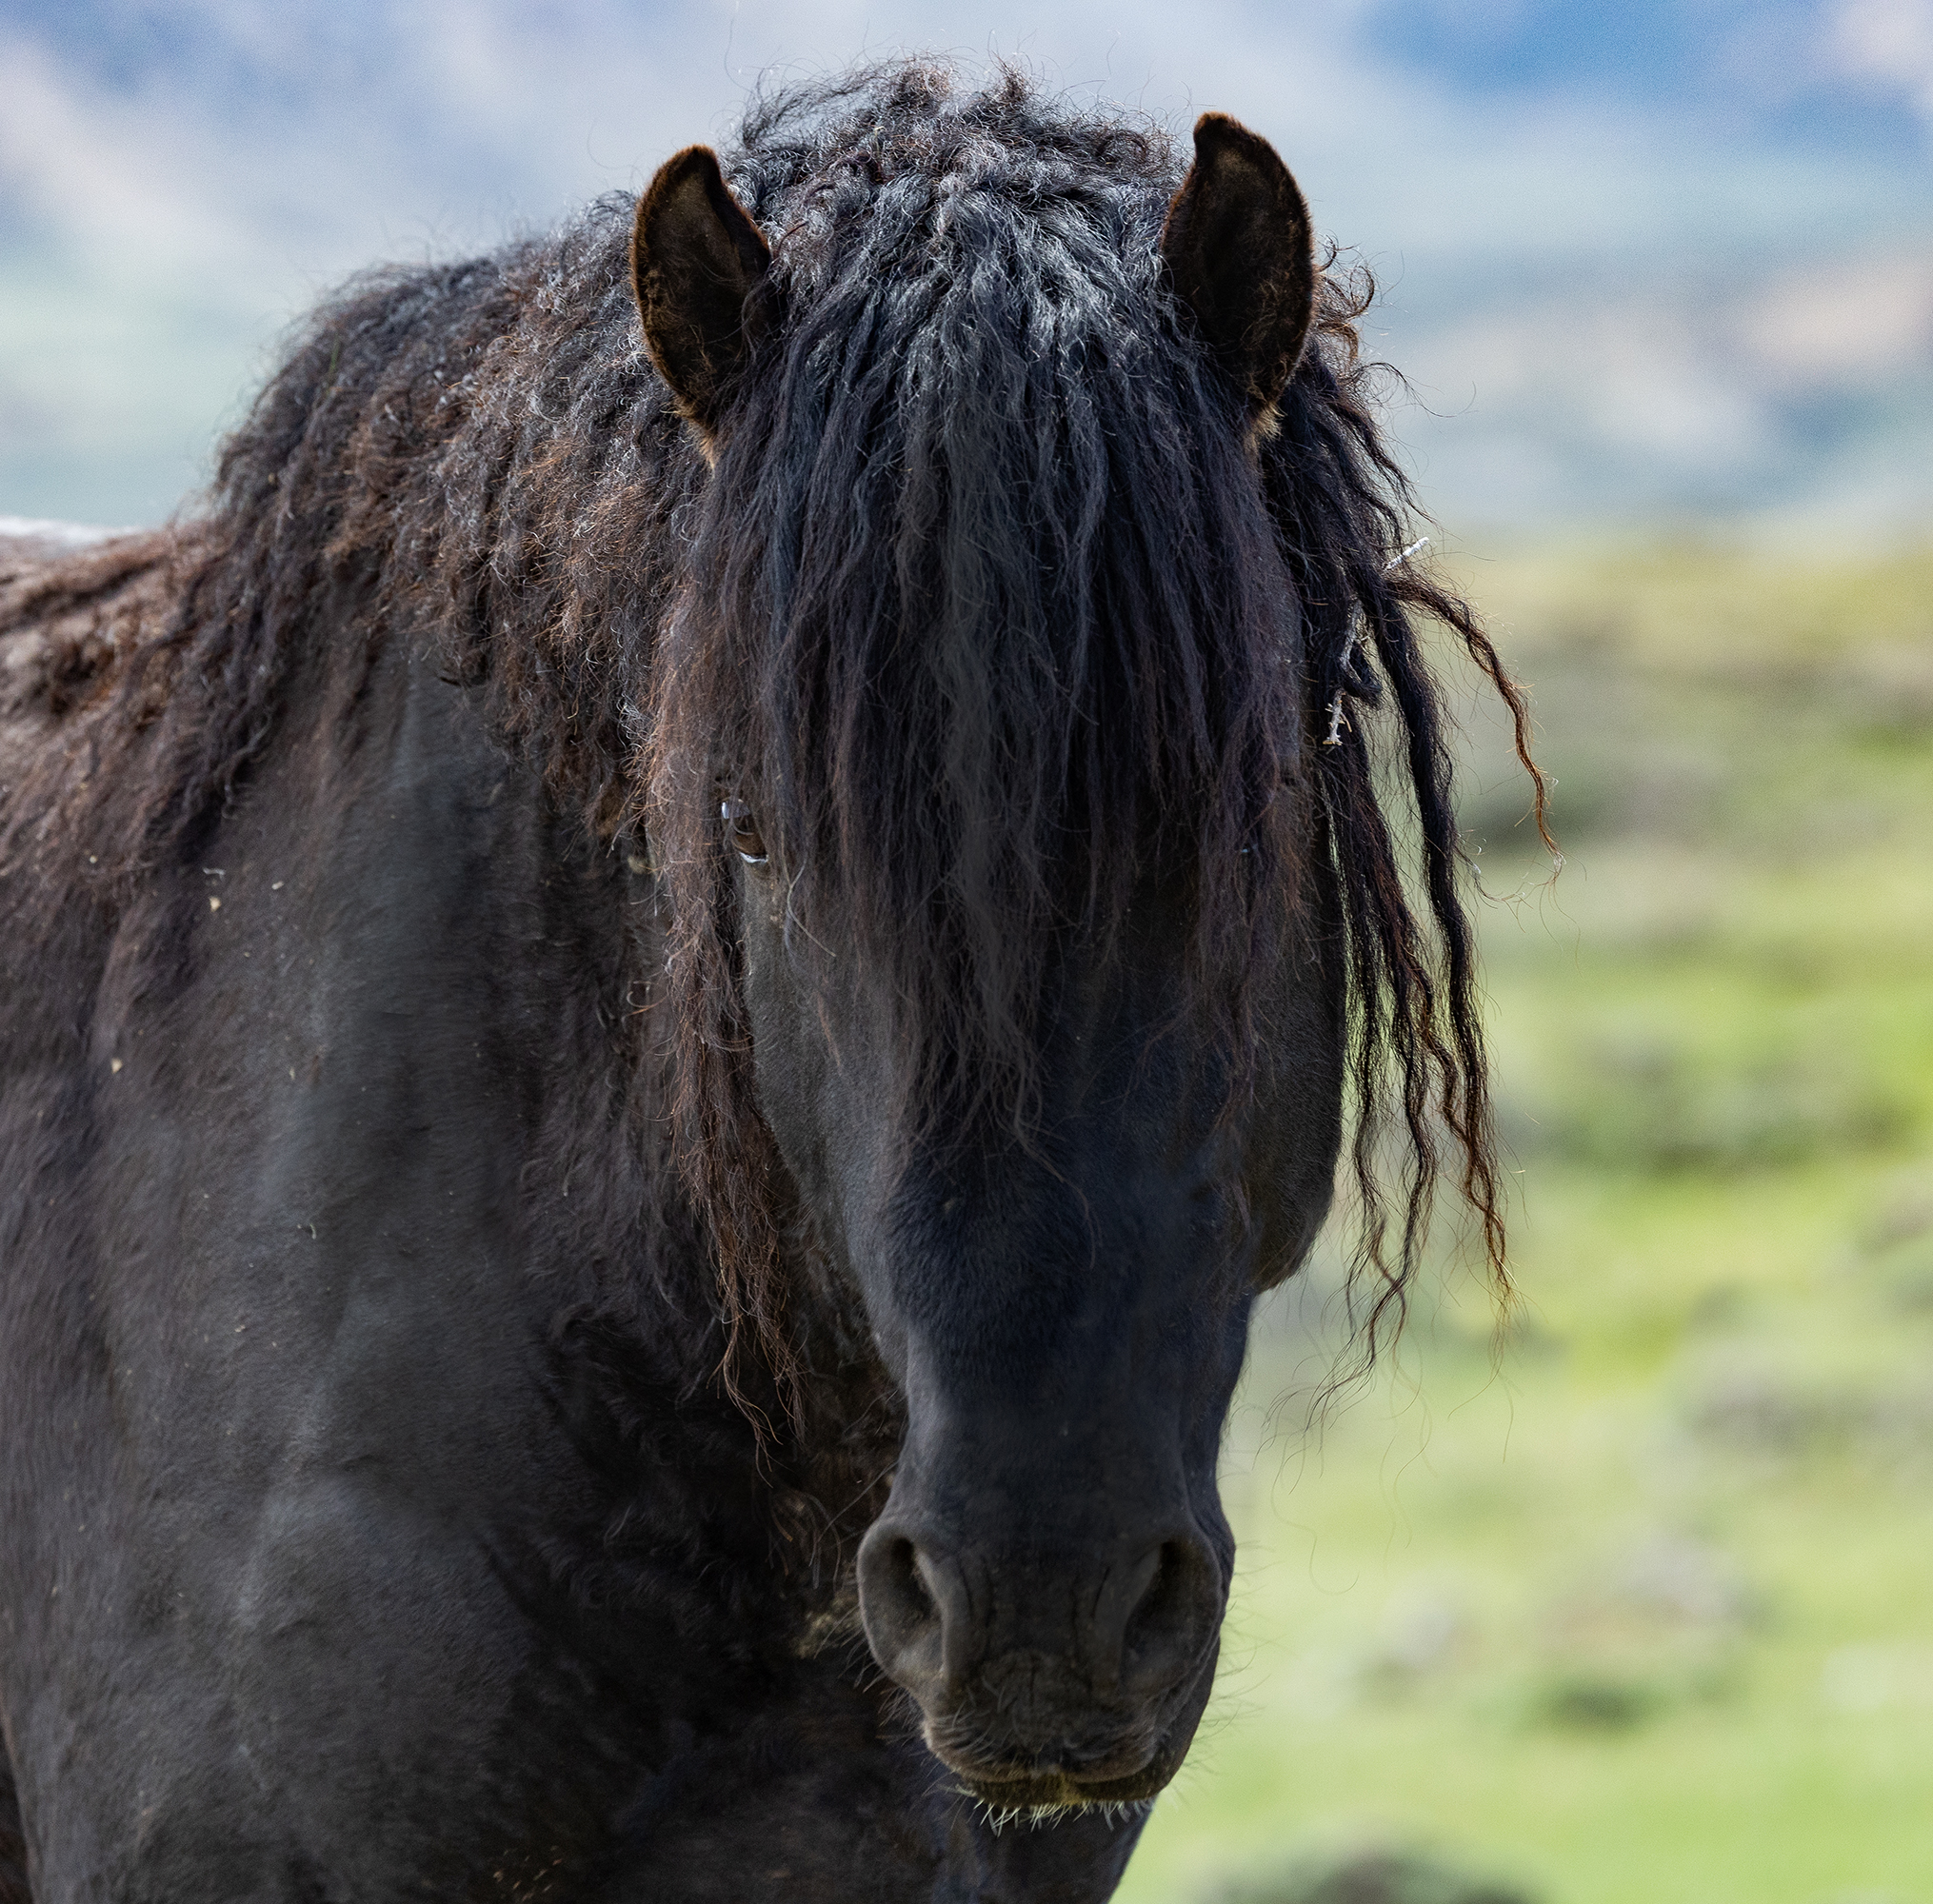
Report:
648,75,1309,1154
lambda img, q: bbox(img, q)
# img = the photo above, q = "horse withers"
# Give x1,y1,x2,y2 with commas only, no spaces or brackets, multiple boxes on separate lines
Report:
0,65,1538,1903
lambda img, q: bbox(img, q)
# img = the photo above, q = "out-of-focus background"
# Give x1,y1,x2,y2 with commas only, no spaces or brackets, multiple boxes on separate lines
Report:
6,0,1933,535
5,4,1929,1899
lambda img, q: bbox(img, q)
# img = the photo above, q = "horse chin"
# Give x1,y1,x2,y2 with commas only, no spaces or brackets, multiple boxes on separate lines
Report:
925,1647,1217,1812
950,1760,1171,1814
940,1737,1183,1814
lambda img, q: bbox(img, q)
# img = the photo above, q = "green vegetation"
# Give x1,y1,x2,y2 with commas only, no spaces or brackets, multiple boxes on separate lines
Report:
1118,544,1933,1904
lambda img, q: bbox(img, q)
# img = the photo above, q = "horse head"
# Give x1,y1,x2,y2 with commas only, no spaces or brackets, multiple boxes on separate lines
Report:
629,92,1484,1810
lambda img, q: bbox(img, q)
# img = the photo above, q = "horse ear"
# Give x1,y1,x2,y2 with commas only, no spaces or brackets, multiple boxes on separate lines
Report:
1161,113,1316,432
631,146,772,441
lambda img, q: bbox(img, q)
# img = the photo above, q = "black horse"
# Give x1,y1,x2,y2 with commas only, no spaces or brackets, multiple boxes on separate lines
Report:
0,64,1541,1904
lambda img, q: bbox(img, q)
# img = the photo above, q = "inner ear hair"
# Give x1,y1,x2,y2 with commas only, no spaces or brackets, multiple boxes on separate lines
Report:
1160,113,1316,438
631,146,773,445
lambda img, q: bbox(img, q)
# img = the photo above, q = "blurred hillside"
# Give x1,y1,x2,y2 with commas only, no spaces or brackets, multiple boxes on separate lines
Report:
1118,541,1933,1904
3,1,1932,532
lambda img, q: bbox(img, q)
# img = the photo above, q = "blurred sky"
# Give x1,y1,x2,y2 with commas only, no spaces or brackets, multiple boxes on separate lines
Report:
3,0,1931,535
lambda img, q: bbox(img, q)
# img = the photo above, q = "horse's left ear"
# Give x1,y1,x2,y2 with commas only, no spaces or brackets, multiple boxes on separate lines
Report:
1161,113,1316,431
631,146,772,442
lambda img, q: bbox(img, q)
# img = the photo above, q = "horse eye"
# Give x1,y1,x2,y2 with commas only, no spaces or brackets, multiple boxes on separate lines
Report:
720,799,768,866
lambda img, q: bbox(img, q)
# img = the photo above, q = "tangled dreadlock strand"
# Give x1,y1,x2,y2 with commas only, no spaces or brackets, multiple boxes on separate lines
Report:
1265,256,1553,1350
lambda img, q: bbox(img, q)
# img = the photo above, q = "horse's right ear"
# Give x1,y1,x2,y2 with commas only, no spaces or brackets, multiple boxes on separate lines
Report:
631,146,772,444
1161,113,1315,435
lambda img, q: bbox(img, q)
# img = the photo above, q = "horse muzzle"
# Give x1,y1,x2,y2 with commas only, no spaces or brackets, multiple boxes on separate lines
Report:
856,1516,1226,1804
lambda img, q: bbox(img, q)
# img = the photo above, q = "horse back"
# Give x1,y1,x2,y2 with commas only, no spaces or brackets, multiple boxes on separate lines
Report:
0,525,188,811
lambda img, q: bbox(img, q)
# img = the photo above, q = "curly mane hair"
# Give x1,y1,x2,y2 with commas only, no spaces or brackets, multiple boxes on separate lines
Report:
2,62,1545,1398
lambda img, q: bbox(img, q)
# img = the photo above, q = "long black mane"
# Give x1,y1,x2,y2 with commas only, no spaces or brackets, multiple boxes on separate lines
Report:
2,62,1545,1392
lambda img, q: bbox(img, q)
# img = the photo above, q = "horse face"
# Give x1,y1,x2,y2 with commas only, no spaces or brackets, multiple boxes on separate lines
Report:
638,109,1336,1809
732,845,1344,1807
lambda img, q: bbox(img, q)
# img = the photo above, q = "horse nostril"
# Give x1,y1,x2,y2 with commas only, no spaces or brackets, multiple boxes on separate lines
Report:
1116,1537,1220,1698
857,1525,955,1696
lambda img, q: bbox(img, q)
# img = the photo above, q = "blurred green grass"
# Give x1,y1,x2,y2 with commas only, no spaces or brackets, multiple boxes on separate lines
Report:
1116,543,1933,1904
